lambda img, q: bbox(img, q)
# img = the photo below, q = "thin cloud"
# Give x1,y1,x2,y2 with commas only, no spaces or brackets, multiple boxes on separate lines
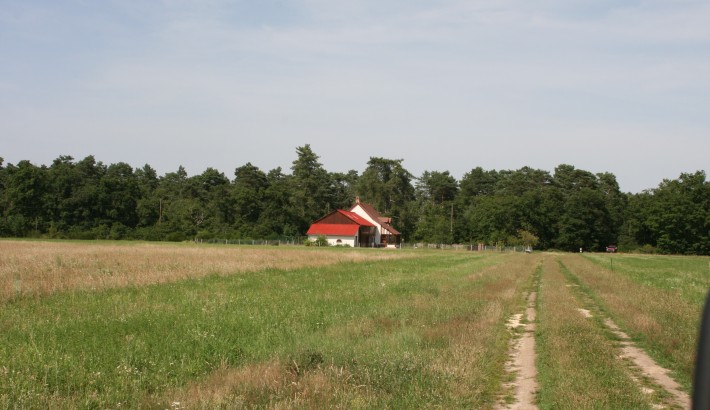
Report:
0,0,708,193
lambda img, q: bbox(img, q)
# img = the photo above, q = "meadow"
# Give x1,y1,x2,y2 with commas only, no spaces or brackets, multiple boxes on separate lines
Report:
0,241,708,409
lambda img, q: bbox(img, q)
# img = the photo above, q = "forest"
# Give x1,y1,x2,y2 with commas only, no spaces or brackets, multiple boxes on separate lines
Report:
1,145,708,255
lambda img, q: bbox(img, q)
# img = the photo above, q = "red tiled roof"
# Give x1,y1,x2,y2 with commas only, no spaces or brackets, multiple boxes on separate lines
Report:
380,221,400,236
310,210,375,227
306,224,360,236
336,210,374,226
307,209,374,237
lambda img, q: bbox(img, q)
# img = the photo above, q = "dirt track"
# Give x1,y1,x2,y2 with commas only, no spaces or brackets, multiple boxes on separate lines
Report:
502,291,538,409
499,255,690,410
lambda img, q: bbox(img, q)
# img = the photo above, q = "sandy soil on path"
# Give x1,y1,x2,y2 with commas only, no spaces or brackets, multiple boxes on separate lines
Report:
501,291,538,410
604,317,691,409
573,307,690,409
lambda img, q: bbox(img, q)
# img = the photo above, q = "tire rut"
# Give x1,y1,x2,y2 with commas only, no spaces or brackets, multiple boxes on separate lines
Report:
562,261,690,409
500,290,538,409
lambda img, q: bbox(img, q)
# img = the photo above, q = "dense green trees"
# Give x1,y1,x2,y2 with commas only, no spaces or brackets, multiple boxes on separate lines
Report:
0,149,707,254
413,171,458,244
290,144,337,234
621,171,709,255
358,157,416,238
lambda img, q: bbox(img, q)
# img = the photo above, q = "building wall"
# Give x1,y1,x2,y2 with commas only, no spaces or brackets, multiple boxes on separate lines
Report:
350,205,382,244
307,234,357,247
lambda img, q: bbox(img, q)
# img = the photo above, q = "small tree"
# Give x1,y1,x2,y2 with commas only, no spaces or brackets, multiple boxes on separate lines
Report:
517,229,539,248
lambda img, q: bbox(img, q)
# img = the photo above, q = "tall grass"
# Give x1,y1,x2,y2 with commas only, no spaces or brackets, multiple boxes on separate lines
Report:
535,255,649,409
0,240,406,302
0,244,537,408
560,254,705,390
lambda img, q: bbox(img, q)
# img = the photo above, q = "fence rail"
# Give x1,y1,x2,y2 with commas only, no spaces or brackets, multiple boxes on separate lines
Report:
194,238,532,252
195,238,305,246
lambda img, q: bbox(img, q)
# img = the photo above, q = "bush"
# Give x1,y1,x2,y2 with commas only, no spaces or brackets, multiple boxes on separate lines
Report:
92,224,111,240
637,244,657,254
195,230,214,241
45,223,60,239
303,235,329,247
134,226,166,241
165,232,188,242
109,223,129,240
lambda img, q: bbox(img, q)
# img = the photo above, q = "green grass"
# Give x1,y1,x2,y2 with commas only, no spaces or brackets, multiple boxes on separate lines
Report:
535,256,650,409
6,247,705,408
565,253,706,391
0,249,533,408
584,253,710,304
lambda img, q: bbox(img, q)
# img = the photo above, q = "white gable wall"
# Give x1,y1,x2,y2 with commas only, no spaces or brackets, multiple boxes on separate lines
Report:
350,205,382,244
307,234,357,247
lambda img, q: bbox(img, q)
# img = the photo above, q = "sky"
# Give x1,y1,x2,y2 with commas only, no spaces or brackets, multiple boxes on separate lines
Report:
1,0,709,193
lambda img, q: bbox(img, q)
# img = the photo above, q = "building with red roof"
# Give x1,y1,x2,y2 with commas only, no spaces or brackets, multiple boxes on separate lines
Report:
306,198,401,247
349,197,401,247
306,209,376,247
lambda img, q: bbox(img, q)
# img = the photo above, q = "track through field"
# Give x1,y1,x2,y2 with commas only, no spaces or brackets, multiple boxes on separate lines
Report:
502,254,692,409
560,257,691,409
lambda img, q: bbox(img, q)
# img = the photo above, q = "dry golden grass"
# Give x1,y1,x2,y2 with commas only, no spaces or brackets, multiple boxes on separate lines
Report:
0,240,408,302
152,359,375,409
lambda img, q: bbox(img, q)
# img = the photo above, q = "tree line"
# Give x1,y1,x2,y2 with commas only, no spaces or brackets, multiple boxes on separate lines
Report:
0,145,708,254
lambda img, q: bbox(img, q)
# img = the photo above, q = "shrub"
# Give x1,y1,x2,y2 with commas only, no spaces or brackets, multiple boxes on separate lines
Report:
315,235,328,247
109,223,129,240
638,244,657,254
195,230,214,241
165,232,187,242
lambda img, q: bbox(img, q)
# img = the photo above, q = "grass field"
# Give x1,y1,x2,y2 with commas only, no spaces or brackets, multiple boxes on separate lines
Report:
1,241,708,408
579,253,710,390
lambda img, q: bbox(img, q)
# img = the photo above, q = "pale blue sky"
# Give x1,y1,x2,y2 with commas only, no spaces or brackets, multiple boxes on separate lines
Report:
2,0,709,192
